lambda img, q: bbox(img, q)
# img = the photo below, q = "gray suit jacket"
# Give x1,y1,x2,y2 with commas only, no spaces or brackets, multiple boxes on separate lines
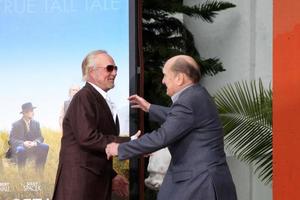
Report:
9,119,44,152
119,84,237,200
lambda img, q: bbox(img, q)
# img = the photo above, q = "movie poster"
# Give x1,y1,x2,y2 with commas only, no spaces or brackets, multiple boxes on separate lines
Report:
0,0,130,199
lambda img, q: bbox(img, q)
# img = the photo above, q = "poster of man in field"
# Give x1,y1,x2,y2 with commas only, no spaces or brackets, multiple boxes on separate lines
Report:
0,0,130,199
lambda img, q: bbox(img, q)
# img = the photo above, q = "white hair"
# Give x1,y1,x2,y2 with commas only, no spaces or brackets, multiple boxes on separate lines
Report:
81,50,107,81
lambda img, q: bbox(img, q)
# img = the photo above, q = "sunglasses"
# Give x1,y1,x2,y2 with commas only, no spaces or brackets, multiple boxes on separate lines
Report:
94,65,118,72
105,65,118,72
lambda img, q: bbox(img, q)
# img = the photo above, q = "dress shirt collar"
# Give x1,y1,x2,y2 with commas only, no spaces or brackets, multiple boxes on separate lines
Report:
171,84,194,103
23,118,31,124
88,82,108,100
88,82,117,122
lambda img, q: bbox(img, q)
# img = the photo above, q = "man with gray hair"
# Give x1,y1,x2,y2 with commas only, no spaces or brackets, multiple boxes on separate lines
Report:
53,50,136,200
106,55,237,200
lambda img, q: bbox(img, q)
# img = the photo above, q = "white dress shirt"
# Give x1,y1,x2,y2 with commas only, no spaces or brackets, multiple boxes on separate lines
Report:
88,82,138,140
171,84,194,103
88,82,117,122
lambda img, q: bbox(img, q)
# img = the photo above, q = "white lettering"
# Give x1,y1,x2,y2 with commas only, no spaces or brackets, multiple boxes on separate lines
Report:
45,0,76,13
0,182,10,192
86,0,103,11
27,0,37,14
85,0,121,11
23,181,41,192
47,0,63,13
4,0,14,14
1,0,37,14
111,0,120,10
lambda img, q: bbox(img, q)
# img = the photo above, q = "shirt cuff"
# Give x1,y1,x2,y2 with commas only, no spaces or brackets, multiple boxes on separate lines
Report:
130,135,138,140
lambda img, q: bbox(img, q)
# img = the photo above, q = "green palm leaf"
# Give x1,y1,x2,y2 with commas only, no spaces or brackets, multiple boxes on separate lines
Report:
214,79,272,184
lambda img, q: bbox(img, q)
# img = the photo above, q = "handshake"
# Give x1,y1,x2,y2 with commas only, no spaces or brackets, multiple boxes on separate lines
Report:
106,94,150,159
105,130,141,160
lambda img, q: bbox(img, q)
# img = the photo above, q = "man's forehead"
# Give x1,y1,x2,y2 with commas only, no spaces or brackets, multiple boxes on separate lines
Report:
24,110,34,113
162,66,167,73
163,60,174,71
164,57,178,68
94,53,114,63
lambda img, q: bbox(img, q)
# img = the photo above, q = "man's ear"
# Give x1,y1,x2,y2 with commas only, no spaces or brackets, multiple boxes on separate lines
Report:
175,73,185,86
88,67,94,79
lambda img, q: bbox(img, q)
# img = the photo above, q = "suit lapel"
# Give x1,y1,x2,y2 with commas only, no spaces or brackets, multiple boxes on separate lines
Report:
115,114,120,133
20,119,28,133
85,83,118,134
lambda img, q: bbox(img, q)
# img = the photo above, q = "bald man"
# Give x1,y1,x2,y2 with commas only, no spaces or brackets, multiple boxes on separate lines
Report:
106,55,237,200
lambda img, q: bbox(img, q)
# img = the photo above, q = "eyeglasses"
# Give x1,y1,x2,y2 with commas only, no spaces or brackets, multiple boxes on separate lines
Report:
94,65,118,72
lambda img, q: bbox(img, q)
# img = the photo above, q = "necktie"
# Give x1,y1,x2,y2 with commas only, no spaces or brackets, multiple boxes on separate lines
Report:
24,120,30,132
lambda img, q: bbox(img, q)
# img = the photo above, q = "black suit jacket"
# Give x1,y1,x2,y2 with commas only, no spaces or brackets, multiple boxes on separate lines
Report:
53,82,129,200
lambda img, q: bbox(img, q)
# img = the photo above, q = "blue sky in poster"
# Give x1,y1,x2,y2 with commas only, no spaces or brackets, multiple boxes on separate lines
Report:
0,0,129,132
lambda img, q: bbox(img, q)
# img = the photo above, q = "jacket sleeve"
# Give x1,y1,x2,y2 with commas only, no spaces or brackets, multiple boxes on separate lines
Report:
9,122,25,148
69,93,128,153
149,104,170,124
118,101,194,160
9,123,24,147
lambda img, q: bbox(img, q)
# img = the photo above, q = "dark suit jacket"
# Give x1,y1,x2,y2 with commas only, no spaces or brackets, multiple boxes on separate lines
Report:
119,84,237,200
53,82,129,200
8,119,44,152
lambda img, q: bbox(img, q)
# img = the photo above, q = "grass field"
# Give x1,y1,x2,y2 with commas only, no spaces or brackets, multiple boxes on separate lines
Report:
0,128,129,200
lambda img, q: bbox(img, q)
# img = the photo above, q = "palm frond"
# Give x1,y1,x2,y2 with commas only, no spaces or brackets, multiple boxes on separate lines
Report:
182,1,236,23
144,0,235,23
214,79,272,184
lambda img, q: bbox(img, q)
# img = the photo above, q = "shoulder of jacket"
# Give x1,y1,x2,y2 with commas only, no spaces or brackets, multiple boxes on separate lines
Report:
73,85,94,100
175,85,206,106
31,120,40,125
12,119,23,126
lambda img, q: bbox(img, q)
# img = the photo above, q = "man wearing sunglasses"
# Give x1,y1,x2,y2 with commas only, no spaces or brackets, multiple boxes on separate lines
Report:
53,50,134,200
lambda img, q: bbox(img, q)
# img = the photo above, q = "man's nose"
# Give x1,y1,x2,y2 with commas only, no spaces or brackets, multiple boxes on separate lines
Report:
111,69,117,76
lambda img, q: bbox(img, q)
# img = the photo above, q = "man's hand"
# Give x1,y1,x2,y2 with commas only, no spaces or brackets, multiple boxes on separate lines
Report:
31,141,38,146
112,175,129,198
23,141,36,148
106,143,119,160
128,94,151,112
